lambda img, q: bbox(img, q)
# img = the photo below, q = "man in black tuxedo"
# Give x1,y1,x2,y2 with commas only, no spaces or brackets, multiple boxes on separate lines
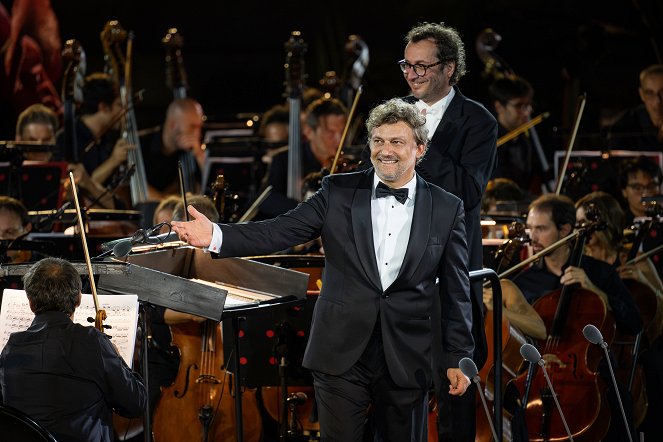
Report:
396,22,497,441
173,98,474,441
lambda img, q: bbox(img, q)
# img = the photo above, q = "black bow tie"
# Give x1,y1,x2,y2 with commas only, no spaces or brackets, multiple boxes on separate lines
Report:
375,182,409,204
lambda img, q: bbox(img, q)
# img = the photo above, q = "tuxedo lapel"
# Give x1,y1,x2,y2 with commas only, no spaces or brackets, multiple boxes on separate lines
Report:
351,170,382,291
393,175,432,287
430,86,464,149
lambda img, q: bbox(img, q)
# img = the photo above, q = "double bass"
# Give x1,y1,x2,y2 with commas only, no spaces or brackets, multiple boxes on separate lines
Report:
100,20,150,208
508,213,614,441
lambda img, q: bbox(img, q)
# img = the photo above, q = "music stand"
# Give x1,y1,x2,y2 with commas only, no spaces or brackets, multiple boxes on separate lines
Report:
0,161,67,211
553,150,663,201
98,248,309,442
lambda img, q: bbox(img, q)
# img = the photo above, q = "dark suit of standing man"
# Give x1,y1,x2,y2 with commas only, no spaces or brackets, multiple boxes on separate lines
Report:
398,22,497,441
173,98,474,442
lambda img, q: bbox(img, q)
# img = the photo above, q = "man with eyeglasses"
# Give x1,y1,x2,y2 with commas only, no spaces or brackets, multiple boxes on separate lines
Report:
488,75,553,196
399,21,497,442
607,64,663,151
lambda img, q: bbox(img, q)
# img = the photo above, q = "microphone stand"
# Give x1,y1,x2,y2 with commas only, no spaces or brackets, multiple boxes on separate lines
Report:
520,344,574,441
583,325,635,442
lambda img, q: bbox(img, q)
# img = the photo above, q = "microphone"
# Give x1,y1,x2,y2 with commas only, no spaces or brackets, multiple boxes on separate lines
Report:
100,225,178,259
34,201,73,231
520,343,575,441
459,357,498,442
582,324,634,442
113,230,180,258
286,391,307,406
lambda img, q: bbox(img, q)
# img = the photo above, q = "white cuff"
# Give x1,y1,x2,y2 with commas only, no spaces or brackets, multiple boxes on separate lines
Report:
205,224,223,253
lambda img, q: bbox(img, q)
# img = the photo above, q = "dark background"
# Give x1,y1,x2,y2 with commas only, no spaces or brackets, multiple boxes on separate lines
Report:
8,0,663,150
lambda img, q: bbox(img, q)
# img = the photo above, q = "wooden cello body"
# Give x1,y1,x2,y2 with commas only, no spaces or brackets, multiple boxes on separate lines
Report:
507,218,614,441
152,320,262,442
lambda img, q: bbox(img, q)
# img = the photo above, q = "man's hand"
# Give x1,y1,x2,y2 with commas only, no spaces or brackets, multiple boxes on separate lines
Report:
447,368,470,396
171,205,214,248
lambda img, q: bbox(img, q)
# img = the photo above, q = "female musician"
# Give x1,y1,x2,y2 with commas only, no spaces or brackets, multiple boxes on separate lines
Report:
576,191,663,440
576,191,663,298
511,193,642,442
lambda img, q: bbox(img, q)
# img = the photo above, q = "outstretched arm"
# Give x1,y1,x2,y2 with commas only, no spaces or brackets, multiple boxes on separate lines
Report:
171,205,214,248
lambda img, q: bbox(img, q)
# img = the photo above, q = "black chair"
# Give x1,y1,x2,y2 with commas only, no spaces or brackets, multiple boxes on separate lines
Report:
0,404,58,441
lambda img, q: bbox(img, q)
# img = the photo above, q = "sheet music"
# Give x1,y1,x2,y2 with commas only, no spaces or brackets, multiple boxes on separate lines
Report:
0,289,139,368
189,278,271,307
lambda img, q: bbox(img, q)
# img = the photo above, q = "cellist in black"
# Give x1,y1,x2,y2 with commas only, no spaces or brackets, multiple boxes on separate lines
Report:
511,194,642,441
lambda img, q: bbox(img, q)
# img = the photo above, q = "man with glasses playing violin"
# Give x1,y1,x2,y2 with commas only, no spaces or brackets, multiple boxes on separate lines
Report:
488,75,552,196
395,21,497,442
607,64,663,151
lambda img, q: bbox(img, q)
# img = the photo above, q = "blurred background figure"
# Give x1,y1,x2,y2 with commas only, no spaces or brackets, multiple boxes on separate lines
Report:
607,65,663,151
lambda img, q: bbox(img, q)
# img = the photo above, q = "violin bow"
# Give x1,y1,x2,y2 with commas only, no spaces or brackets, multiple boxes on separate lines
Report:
329,84,363,175
69,171,107,331
554,93,587,195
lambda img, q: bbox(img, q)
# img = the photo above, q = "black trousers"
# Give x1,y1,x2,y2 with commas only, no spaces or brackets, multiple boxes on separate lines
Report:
312,328,428,442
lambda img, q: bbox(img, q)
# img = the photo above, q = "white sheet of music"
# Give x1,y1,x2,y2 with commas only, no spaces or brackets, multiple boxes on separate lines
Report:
0,289,139,368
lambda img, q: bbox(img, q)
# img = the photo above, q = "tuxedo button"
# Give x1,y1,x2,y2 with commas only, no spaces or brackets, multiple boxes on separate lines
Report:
381,293,389,299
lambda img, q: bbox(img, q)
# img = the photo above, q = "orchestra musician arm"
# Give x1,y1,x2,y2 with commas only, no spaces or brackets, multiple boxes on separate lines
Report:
483,279,546,340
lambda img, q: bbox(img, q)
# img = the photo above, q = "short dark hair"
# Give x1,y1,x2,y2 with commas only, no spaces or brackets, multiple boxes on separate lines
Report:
304,98,347,130
15,104,58,138
529,194,576,231
81,73,116,115
259,104,290,138
489,76,533,106
618,155,662,190
23,258,82,316
405,22,466,85
0,196,30,227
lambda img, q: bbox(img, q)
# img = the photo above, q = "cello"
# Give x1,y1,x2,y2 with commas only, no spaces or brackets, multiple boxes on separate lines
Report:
508,211,614,441
152,168,262,442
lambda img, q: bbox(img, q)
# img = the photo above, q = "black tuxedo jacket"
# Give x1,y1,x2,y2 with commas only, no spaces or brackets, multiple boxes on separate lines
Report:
216,168,474,389
404,87,497,368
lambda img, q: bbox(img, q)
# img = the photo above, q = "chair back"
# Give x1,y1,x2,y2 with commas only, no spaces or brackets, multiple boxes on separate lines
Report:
0,404,58,442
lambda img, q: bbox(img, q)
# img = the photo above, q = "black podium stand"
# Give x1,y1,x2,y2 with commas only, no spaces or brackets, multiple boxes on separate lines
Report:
98,247,309,442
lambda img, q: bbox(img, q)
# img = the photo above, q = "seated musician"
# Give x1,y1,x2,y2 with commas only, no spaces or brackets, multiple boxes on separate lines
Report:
0,258,146,442
576,191,663,441
488,75,551,196
0,196,46,295
607,64,663,151
141,98,205,200
258,97,348,219
18,102,116,209
144,194,216,418
56,72,131,189
618,155,663,280
512,193,642,442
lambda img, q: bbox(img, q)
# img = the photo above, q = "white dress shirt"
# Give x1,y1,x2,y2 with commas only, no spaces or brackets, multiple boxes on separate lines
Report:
371,174,417,291
415,87,455,140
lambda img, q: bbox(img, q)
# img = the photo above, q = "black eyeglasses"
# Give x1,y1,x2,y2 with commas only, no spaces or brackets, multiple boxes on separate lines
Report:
398,59,443,77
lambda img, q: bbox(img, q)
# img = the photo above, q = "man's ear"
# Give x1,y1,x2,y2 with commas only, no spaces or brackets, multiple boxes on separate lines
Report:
560,223,573,237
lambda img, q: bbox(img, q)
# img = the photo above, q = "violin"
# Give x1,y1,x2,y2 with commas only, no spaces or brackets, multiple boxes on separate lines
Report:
69,172,144,439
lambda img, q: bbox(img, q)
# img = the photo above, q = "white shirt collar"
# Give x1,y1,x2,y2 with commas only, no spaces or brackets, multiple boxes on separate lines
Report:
416,87,455,117
373,173,417,202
